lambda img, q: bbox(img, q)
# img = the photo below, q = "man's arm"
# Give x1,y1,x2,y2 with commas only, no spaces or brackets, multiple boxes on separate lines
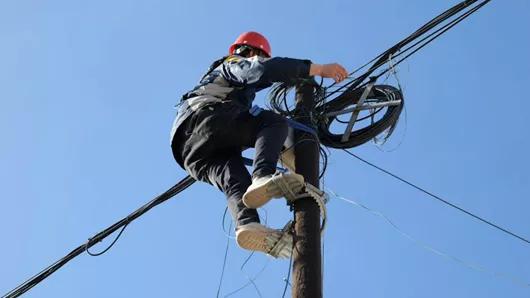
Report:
222,55,349,86
309,63,348,83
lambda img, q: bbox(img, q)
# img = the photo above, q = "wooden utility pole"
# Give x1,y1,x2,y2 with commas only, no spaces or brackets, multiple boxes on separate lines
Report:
292,81,322,298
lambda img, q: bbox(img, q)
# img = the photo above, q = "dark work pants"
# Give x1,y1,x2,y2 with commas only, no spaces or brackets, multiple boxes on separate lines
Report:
171,102,288,226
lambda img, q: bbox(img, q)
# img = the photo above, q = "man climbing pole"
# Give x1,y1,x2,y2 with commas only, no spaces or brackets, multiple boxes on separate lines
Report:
170,31,347,255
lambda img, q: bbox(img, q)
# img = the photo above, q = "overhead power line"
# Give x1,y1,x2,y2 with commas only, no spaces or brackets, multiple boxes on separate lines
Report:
2,176,196,298
328,189,530,288
343,150,530,245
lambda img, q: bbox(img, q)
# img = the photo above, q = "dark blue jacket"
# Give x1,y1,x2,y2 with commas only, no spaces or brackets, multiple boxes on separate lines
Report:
170,55,312,142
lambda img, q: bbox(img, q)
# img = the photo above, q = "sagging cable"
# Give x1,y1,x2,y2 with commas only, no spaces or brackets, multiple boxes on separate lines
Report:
343,150,530,246
2,176,196,298
327,188,530,288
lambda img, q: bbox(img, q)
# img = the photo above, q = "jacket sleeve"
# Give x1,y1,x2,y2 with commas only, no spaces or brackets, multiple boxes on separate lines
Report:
221,55,311,87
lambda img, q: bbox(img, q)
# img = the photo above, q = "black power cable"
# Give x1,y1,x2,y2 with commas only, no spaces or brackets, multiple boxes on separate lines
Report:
316,0,492,146
373,0,491,81
269,0,493,151
325,0,492,98
2,176,196,298
343,150,530,245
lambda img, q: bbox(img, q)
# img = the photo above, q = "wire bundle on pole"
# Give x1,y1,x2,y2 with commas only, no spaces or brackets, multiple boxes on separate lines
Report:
270,0,492,150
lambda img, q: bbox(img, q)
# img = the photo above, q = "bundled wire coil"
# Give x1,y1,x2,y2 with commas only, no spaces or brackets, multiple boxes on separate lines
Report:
269,0,490,150
315,85,404,149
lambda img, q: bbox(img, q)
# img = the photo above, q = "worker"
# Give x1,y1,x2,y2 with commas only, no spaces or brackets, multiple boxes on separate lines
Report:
170,31,347,254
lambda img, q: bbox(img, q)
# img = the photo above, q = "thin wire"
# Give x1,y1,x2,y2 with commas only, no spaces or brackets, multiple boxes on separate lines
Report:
327,189,530,288
342,150,530,245
221,207,236,239
221,206,269,238
373,58,407,150
223,254,270,298
231,254,264,298
374,103,407,152
220,207,269,297
281,251,294,298
216,220,232,298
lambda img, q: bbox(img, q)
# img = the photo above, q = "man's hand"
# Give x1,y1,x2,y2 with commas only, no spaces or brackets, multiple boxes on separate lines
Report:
310,63,348,83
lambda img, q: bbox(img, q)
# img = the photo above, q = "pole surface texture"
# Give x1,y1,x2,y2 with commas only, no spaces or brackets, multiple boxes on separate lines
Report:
292,81,322,298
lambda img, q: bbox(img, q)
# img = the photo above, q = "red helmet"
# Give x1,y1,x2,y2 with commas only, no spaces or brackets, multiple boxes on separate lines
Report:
229,31,272,57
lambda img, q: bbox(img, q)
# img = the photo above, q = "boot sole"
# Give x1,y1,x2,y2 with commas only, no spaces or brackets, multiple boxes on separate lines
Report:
236,228,281,253
243,173,305,209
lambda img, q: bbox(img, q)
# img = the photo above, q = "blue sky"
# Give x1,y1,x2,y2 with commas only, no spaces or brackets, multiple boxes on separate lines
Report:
1,0,529,297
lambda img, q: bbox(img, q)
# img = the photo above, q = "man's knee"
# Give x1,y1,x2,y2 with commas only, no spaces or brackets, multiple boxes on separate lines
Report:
222,171,252,198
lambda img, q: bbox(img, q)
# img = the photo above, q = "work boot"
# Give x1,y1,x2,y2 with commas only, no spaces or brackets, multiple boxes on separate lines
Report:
242,173,305,209
235,222,292,258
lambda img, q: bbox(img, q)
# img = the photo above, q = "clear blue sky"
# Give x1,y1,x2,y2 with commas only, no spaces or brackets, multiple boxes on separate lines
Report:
1,1,529,297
